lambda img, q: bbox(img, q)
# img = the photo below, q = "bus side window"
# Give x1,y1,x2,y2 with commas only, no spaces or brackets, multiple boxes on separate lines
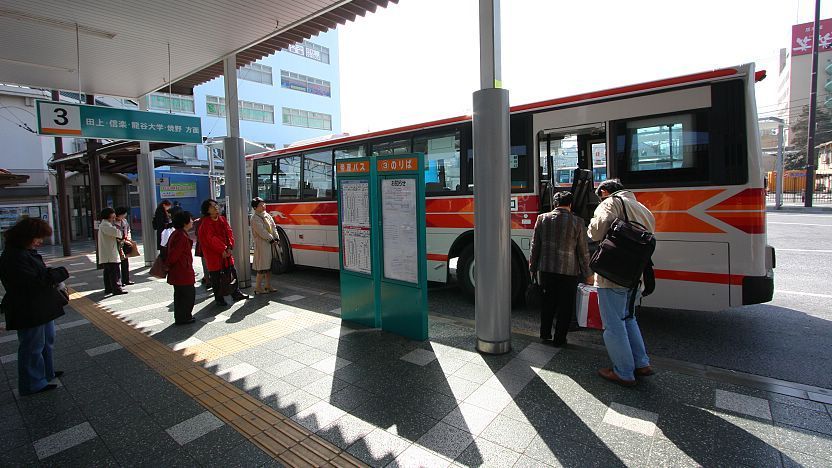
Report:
413,132,461,194
277,156,301,200
256,161,278,201
466,116,533,193
303,150,334,200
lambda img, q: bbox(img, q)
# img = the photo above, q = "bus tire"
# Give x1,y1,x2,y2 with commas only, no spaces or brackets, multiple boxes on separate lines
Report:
456,243,526,307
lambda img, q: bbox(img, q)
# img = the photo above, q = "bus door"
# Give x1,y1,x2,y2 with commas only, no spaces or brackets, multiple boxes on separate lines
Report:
538,123,605,218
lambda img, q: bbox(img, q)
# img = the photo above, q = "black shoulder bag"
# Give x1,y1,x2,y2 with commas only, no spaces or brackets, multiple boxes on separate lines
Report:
589,195,656,290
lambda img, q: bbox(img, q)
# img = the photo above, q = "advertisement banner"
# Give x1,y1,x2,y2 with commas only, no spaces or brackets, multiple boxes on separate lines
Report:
160,182,197,198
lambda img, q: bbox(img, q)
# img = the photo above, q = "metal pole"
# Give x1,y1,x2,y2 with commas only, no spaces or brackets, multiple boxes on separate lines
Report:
51,90,72,256
85,94,102,267
776,120,785,210
474,0,511,354
223,55,251,288
137,96,158,265
208,148,217,199
805,0,821,207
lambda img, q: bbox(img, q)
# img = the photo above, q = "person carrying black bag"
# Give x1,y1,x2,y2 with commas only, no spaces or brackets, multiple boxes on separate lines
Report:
529,191,594,347
0,218,68,395
588,179,656,387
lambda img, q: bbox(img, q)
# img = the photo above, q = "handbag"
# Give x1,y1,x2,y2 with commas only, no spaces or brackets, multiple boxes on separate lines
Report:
217,257,237,296
149,255,169,279
54,282,69,306
589,195,656,289
525,273,543,309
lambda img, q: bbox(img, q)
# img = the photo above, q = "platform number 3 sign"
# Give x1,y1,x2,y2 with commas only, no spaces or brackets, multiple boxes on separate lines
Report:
37,101,82,136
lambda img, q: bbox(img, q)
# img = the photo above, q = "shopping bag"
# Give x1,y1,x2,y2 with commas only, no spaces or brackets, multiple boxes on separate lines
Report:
149,255,169,279
216,258,237,296
270,243,287,275
576,283,603,330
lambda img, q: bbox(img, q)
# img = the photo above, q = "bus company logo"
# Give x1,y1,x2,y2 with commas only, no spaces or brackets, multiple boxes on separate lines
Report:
337,161,369,173
378,157,417,172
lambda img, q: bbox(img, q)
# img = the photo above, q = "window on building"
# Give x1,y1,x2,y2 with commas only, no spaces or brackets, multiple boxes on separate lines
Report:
280,70,331,97
149,93,195,114
206,95,226,117
303,150,334,199
207,97,274,123
287,40,331,64
413,132,461,193
282,107,332,130
240,100,274,123
239,63,273,85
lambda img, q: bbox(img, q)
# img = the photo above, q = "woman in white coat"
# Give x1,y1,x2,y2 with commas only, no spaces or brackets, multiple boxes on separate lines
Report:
98,207,127,295
249,197,278,294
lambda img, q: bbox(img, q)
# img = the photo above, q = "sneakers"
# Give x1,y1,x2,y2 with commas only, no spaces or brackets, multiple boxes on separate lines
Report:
598,368,637,387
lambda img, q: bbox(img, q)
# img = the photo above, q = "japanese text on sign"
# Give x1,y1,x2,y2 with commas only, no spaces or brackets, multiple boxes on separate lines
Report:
378,157,418,172
381,178,418,283
337,161,370,174
339,179,371,274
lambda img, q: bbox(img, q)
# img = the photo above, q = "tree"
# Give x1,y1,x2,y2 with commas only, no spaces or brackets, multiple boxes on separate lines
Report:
787,104,832,170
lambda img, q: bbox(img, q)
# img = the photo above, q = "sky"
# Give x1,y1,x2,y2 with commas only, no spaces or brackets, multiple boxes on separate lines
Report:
337,0,832,135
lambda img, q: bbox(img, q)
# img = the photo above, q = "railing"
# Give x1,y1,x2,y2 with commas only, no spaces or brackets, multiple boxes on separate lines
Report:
766,190,832,205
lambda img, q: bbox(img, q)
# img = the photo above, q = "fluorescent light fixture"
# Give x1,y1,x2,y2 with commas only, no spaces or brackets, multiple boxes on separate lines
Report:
0,9,117,39
0,57,75,72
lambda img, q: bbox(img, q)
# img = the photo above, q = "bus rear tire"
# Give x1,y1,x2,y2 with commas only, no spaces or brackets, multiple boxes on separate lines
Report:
457,244,525,307
272,229,294,274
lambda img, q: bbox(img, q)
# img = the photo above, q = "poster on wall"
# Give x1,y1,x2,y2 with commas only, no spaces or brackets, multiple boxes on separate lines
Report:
381,177,418,284
340,179,371,274
159,182,197,198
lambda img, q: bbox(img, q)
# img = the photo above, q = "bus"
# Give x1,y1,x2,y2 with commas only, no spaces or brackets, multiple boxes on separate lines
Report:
249,64,774,311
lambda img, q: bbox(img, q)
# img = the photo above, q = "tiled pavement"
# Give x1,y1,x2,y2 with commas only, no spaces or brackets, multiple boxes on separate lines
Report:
0,246,830,467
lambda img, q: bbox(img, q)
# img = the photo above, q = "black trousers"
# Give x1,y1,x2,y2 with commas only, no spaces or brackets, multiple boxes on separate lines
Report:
102,263,123,293
208,269,242,302
539,272,579,343
173,285,196,323
119,256,130,284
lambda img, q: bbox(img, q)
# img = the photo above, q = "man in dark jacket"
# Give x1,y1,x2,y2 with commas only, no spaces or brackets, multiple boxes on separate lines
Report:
0,218,68,395
529,191,593,347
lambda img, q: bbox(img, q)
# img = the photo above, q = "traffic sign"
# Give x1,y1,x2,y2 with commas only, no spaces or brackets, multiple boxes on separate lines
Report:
36,100,202,144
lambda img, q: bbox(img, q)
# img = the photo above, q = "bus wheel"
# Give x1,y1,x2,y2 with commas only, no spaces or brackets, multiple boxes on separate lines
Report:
456,244,525,306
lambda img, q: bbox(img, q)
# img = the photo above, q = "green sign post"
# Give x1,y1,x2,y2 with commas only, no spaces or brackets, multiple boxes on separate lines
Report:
336,154,427,340
36,100,202,144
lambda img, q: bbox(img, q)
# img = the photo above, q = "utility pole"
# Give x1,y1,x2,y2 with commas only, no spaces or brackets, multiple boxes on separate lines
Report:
805,0,821,207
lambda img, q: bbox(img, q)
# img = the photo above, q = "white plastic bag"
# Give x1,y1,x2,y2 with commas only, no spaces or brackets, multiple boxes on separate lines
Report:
160,227,175,247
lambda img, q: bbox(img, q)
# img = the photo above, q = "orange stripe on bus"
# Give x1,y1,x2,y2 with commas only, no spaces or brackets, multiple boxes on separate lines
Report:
708,212,766,234
292,244,339,253
635,189,724,211
653,213,724,233
654,269,744,285
706,188,766,211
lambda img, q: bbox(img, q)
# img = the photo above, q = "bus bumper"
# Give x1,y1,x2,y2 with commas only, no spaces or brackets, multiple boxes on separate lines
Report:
742,246,775,305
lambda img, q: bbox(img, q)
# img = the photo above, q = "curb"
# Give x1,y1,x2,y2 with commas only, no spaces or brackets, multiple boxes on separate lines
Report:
767,205,832,213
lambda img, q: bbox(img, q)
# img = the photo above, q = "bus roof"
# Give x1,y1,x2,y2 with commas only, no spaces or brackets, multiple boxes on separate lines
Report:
248,64,761,161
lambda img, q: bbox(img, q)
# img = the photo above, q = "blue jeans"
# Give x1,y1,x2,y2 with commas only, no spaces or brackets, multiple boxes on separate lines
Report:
597,288,649,381
16,321,56,395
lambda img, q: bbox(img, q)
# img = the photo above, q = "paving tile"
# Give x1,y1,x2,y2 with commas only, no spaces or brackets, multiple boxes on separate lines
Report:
37,437,116,467
165,410,225,446
771,402,832,436
113,301,171,317
84,342,123,357
441,402,499,436
318,413,378,450
280,294,305,302
478,414,538,453
0,352,17,364
264,358,307,379
182,424,249,465
399,348,437,366
270,389,322,417
781,448,832,468
292,400,347,432
515,344,559,367
715,389,773,420
327,384,374,412
266,310,297,321
768,393,829,413
169,336,205,351
594,424,654,463
54,319,90,330
452,362,494,385
455,438,522,467
464,385,513,412
281,367,329,388
346,427,411,467
135,318,164,329
416,421,476,460
302,375,350,399
203,438,275,468
433,375,481,402
201,313,231,324
389,444,452,468
33,421,98,460
217,363,259,383
602,402,659,436
311,355,353,374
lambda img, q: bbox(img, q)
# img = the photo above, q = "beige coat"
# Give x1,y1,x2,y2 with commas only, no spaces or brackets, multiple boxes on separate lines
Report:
98,220,123,264
250,211,277,271
587,190,656,289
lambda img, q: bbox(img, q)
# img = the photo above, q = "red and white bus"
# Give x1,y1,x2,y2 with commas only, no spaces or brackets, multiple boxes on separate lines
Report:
248,64,774,311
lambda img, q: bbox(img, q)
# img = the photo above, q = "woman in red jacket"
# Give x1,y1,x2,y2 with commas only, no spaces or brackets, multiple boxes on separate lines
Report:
197,199,249,306
165,211,197,324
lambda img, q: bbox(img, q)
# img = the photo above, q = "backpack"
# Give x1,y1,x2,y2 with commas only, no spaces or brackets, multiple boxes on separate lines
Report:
589,195,656,289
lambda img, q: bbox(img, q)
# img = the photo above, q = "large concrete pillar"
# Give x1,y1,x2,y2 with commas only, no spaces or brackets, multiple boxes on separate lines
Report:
474,0,511,354
137,96,157,265
223,55,251,288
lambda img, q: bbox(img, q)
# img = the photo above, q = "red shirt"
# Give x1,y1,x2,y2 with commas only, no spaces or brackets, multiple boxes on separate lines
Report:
197,215,235,272
165,229,195,285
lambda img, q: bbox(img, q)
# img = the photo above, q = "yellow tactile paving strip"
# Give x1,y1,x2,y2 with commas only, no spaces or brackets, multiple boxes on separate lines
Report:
68,289,366,467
